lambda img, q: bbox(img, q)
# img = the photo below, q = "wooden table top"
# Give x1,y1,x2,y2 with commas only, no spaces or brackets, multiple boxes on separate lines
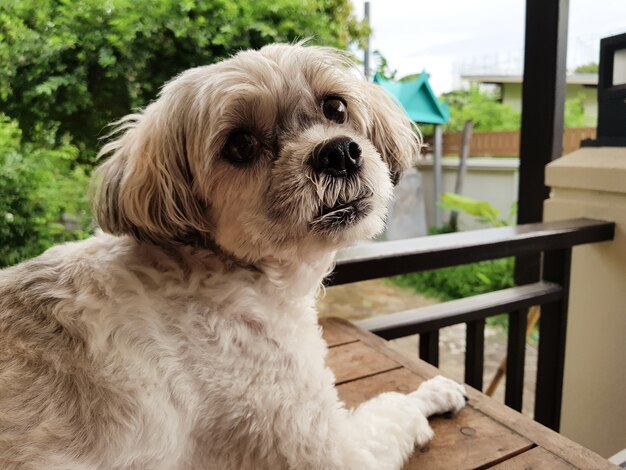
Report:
321,317,616,470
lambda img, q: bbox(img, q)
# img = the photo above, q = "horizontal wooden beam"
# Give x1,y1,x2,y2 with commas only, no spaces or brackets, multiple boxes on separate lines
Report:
328,218,614,286
356,282,562,340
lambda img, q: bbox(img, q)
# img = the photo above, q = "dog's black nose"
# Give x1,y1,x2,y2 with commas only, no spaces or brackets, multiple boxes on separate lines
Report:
310,136,362,177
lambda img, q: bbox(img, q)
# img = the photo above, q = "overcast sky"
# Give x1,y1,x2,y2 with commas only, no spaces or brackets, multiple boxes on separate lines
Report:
350,0,626,93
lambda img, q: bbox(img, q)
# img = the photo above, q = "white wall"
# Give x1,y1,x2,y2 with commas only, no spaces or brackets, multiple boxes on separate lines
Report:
417,156,519,231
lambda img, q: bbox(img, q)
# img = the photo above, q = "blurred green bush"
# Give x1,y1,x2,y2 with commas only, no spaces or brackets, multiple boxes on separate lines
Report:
434,84,591,135
440,85,521,133
392,258,515,301
0,115,92,267
1,0,367,154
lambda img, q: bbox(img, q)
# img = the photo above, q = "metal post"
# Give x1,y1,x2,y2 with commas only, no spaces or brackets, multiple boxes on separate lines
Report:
535,249,572,431
419,331,439,367
433,124,443,228
505,309,528,411
515,0,569,285
363,2,371,80
465,319,485,390
450,120,473,230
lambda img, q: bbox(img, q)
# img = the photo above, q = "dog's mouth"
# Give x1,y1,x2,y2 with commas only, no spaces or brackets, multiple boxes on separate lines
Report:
320,199,362,217
310,192,373,233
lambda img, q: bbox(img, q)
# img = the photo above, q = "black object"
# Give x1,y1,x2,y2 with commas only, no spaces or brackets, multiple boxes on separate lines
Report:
327,218,613,286
583,31,626,147
515,0,569,291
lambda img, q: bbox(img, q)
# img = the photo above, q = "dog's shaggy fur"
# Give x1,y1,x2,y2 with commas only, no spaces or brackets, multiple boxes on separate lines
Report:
0,44,466,469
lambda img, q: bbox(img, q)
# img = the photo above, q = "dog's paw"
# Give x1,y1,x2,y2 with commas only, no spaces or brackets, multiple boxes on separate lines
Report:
410,375,468,418
412,412,435,447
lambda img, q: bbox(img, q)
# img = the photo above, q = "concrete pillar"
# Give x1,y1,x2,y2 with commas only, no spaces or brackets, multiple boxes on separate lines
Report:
384,168,427,240
544,146,626,457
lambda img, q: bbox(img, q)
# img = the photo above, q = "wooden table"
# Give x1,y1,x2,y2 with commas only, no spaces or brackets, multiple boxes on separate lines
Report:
322,317,616,470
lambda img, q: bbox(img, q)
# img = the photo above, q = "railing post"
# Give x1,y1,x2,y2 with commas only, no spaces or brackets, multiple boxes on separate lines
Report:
505,309,528,411
515,0,569,289
433,124,443,227
517,0,569,226
534,248,572,430
465,320,485,390
419,331,439,367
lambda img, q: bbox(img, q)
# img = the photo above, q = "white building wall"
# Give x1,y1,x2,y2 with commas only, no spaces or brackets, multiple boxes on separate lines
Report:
417,156,519,231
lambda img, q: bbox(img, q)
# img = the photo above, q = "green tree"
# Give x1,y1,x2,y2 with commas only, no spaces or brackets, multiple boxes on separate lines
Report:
440,85,592,132
0,0,367,156
373,50,397,80
574,62,599,73
0,114,91,267
564,92,594,128
440,85,521,132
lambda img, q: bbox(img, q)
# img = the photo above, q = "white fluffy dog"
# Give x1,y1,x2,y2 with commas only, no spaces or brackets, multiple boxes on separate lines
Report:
0,43,467,469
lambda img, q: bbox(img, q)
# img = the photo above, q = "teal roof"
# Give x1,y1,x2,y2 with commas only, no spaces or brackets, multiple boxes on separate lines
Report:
373,72,450,125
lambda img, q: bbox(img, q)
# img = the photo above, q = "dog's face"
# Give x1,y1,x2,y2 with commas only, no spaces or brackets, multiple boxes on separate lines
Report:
94,44,421,263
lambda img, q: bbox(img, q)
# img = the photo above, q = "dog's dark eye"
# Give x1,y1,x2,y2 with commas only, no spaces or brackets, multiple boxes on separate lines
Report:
224,131,260,165
322,97,347,124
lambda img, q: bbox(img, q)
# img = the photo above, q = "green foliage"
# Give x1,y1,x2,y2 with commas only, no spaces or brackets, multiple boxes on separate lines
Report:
372,52,426,83
428,223,455,235
0,114,91,267
564,92,594,128
440,85,521,132
392,257,515,329
438,193,517,227
373,50,397,80
393,257,515,302
574,62,599,73
0,0,367,154
440,84,593,133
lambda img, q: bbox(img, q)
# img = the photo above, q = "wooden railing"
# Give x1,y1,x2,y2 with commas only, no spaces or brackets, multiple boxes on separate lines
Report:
428,127,597,157
326,218,615,431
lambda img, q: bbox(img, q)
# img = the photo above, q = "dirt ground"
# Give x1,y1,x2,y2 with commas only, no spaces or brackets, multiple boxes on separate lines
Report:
317,279,538,416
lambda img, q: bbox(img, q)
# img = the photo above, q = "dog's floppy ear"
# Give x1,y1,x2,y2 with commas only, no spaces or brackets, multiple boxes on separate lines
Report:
92,102,209,245
364,82,422,184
